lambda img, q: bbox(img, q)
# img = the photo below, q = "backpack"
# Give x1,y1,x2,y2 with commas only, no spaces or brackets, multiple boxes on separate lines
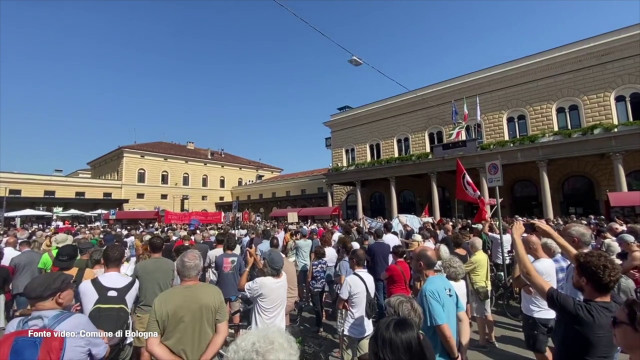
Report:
87,277,136,353
352,272,376,320
0,311,76,360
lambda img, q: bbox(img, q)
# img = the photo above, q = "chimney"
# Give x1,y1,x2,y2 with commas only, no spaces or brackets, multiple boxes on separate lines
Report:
221,148,225,157
207,148,211,159
186,141,195,149
53,169,64,176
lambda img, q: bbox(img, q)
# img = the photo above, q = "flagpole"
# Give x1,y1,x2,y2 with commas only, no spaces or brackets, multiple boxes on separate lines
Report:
495,186,508,278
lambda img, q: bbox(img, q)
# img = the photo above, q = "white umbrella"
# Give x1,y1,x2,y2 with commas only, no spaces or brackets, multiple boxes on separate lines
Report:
58,209,91,217
89,209,108,215
4,209,53,217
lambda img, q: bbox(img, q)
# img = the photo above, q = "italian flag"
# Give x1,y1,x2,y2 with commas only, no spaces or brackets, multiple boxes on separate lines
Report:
463,97,469,123
449,124,465,140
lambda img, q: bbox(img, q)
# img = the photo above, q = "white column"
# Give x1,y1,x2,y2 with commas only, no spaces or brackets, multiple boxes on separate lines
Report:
356,181,363,220
389,177,398,218
326,185,333,207
611,153,628,192
478,167,490,213
537,160,553,219
429,173,440,221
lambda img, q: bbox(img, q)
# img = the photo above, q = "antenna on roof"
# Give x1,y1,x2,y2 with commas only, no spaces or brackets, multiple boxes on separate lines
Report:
133,128,137,144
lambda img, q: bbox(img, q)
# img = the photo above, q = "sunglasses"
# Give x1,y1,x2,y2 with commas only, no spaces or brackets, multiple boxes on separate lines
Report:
611,316,633,329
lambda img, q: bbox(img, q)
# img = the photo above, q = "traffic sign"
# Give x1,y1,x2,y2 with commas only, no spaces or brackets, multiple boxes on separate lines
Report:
232,201,238,213
485,160,503,187
109,209,117,219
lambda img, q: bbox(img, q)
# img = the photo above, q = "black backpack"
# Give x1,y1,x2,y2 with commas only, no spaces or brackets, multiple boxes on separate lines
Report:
87,277,136,356
352,272,376,320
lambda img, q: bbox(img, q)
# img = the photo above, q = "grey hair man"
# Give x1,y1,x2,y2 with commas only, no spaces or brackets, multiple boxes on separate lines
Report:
541,238,571,290
224,326,299,360
385,294,425,329
560,224,593,300
146,250,229,360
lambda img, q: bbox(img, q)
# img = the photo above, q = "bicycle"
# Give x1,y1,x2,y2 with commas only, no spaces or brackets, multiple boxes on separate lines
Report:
217,295,254,359
489,256,522,321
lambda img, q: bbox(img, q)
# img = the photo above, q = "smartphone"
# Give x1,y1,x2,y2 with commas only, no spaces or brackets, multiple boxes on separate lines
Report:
524,222,537,234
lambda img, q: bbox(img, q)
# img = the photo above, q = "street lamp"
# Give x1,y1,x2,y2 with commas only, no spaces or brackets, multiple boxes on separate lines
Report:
348,55,363,67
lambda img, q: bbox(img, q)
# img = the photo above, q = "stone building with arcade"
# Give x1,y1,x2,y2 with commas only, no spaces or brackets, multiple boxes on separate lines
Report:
324,24,640,221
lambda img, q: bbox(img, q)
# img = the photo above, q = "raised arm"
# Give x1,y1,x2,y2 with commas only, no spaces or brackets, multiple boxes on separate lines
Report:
511,221,553,297
531,220,577,263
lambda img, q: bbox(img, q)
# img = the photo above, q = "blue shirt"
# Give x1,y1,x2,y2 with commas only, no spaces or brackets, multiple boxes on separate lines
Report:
257,239,271,258
560,263,583,301
418,274,465,360
366,241,391,280
551,254,570,290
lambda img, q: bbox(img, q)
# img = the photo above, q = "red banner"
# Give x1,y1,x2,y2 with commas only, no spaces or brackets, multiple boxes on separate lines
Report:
242,210,250,222
455,159,488,223
164,211,224,224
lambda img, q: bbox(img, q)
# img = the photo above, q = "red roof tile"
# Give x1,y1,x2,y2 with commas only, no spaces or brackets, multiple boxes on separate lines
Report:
259,168,328,183
88,142,282,171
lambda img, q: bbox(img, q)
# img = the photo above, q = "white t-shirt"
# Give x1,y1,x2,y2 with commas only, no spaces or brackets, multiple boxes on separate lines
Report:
245,274,288,330
489,233,512,264
382,233,401,263
1,247,21,266
331,231,341,246
521,257,557,319
324,247,338,267
450,279,467,306
78,272,139,343
339,269,374,338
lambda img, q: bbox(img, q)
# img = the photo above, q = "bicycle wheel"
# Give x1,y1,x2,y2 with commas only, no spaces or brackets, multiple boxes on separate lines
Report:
501,287,522,321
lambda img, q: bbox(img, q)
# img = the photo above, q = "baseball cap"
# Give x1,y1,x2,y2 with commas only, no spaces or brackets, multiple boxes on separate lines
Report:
300,228,309,237
617,234,636,244
263,249,284,272
23,272,74,302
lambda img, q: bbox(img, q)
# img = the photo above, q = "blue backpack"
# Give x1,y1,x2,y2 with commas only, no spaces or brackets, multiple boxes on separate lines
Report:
0,311,76,360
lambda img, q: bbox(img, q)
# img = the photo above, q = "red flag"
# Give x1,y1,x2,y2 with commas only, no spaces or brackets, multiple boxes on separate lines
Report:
422,203,430,217
456,159,481,203
455,159,489,222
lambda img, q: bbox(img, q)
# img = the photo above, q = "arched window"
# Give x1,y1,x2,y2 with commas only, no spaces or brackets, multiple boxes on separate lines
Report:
368,141,382,161
238,178,243,186
427,127,444,153
396,134,411,156
182,173,190,186
137,169,146,184
398,190,417,215
627,170,640,191
463,121,484,143
554,99,584,130
505,110,529,139
369,192,386,218
511,180,541,217
561,175,599,215
345,193,357,220
612,87,640,124
344,146,356,166
201,175,208,188
160,171,169,185
219,176,226,189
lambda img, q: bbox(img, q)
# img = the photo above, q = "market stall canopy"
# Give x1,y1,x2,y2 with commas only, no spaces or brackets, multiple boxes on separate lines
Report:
89,209,108,215
607,191,640,207
298,206,341,217
58,209,92,217
269,208,302,218
4,209,53,217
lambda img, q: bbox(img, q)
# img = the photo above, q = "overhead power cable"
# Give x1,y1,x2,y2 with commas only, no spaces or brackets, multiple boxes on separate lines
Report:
272,0,410,92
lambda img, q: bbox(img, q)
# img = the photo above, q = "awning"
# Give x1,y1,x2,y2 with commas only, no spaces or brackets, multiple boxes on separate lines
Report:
269,208,302,218
298,206,341,217
103,211,160,220
607,191,640,207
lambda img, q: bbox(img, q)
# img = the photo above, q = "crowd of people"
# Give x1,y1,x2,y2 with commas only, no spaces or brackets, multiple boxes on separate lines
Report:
0,213,638,360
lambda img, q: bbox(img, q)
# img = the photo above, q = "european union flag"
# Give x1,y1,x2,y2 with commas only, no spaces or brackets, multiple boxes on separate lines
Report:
452,101,459,124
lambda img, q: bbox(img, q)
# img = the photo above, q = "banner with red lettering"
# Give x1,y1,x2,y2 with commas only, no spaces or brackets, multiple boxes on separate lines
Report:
164,211,224,224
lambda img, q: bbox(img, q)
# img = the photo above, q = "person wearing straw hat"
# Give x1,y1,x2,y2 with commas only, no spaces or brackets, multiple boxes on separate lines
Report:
38,233,73,273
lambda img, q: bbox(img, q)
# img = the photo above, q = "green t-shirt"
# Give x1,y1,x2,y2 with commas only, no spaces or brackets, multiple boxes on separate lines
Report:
132,257,175,314
37,248,59,272
146,283,228,359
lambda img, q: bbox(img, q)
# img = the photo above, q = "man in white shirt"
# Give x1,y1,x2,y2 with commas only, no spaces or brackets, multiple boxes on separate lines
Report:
382,222,401,264
484,222,513,275
238,247,287,330
337,249,375,360
513,234,556,360
1,237,21,266
78,243,139,360
276,226,285,251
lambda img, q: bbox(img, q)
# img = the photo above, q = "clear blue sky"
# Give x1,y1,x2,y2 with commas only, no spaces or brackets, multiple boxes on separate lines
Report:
1,1,638,175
